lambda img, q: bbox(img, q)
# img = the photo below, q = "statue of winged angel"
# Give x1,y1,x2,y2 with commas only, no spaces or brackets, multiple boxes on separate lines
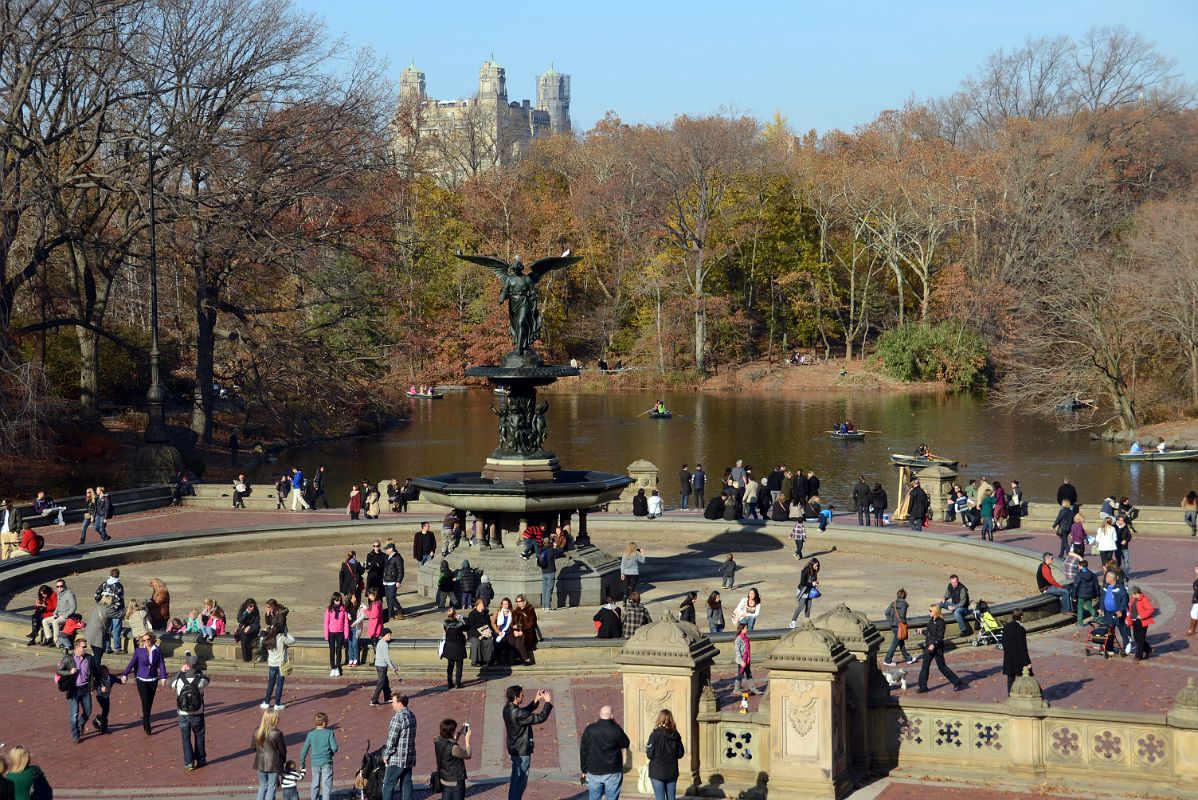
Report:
455,250,581,358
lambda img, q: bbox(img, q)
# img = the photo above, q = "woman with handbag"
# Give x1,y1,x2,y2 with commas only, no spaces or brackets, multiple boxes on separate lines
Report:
441,608,468,689
789,559,821,626
79,488,98,544
260,611,295,710
251,709,287,800
882,589,916,666
432,718,472,799
644,708,685,800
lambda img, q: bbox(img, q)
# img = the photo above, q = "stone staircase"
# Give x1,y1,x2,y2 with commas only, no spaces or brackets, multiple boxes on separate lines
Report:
181,482,449,515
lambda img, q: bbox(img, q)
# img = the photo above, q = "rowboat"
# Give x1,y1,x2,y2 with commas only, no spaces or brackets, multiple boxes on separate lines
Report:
890,453,959,469
407,392,442,399
1116,449,1198,462
829,431,866,441
492,387,510,396
648,411,673,419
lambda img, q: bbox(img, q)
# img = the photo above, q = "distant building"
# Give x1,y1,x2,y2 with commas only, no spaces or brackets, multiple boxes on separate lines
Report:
394,58,571,184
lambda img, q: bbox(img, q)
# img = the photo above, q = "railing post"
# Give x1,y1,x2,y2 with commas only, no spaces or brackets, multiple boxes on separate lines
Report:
813,603,884,776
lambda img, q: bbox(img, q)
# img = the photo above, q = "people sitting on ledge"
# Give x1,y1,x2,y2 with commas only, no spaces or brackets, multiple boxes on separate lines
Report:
172,474,195,506
33,492,68,526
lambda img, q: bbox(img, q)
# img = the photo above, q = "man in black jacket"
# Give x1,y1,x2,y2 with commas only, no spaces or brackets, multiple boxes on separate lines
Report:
1056,477,1079,509
907,479,929,531
313,465,329,509
852,476,872,526
1001,609,1032,695
412,522,437,566
1051,500,1076,558
503,685,553,800
579,705,630,799
382,544,404,620
365,541,386,594
678,464,691,510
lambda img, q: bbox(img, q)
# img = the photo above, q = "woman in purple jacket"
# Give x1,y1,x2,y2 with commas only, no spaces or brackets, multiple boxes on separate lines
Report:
121,631,168,734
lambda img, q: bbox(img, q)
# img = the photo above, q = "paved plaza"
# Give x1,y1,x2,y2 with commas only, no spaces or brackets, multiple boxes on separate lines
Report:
2,504,1194,798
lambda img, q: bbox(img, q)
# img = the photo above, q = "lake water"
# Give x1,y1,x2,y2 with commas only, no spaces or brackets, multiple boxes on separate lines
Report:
284,390,1196,510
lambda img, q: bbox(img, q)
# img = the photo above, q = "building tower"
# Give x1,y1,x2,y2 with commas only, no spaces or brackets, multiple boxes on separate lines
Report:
399,62,426,103
536,64,571,135
478,56,508,101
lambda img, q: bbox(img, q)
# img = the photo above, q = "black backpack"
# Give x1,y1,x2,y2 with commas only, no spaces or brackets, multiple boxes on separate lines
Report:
176,673,203,713
536,548,550,568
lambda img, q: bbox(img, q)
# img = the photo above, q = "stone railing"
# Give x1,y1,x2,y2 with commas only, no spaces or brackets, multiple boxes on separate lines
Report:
1022,501,1194,537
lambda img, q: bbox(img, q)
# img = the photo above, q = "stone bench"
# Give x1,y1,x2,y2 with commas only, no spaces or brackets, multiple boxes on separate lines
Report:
1023,502,1193,537
15,485,173,529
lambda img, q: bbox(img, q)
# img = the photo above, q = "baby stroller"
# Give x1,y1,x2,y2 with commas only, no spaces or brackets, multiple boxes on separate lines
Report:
354,740,386,800
971,601,1003,649
1084,621,1120,659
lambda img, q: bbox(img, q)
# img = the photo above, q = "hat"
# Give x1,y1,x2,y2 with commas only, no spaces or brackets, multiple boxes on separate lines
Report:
480,574,490,583
183,651,199,668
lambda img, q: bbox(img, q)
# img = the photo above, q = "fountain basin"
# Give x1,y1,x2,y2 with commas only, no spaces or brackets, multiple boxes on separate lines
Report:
412,469,630,514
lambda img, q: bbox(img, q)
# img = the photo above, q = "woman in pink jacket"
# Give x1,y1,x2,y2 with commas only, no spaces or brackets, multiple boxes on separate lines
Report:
323,593,350,677
365,587,384,657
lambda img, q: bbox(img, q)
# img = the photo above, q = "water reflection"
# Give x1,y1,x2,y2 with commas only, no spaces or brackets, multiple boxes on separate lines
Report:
282,390,1196,509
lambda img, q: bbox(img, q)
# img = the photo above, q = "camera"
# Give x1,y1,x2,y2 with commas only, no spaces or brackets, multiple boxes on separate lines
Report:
461,722,470,733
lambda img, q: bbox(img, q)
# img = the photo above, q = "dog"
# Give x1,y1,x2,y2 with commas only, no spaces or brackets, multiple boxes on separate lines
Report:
882,668,908,691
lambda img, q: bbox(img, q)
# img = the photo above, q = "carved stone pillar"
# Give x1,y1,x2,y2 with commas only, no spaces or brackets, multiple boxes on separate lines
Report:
617,620,718,794
1167,677,1198,783
813,603,884,775
1004,667,1049,781
763,620,854,799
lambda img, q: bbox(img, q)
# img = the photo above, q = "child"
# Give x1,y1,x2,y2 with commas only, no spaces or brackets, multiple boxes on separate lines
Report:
299,711,339,800
167,617,185,634
734,622,762,695
706,591,725,634
790,519,807,559
280,760,305,800
184,610,203,636
58,613,85,650
124,600,152,652
93,664,118,733
721,554,736,589
478,574,494,609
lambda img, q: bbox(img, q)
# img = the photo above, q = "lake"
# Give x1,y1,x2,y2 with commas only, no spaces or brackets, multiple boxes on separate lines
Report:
283,390,1196,510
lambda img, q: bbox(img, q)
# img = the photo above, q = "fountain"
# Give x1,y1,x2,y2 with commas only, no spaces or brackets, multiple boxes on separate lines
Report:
412,251,632,606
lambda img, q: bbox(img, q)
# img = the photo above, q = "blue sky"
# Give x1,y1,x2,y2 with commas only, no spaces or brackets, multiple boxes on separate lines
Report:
300,0,1198,133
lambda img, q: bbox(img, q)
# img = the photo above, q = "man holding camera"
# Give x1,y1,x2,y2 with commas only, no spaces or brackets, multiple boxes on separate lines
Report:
503,685,553,800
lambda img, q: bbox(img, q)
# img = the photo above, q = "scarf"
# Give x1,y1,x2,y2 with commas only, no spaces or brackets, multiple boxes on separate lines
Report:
495,609,512,641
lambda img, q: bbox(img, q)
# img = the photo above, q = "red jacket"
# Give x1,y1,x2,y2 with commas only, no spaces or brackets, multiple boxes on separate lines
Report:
1126,594,1155,626
1038,563,1062,589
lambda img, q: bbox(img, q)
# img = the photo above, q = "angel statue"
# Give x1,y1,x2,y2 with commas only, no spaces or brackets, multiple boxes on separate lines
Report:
456,250,581,363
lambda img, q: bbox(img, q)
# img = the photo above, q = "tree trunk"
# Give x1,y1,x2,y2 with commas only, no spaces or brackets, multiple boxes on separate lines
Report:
76,326,100,420
191,286,217,444
1190,344,1198,402
693,251,707,373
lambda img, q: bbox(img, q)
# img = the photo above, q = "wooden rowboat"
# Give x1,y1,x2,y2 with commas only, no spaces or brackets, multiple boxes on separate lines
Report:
829,431,866,441
890,453,959,469
1116,449,1198,462
648,411,673,419
407,392,443,399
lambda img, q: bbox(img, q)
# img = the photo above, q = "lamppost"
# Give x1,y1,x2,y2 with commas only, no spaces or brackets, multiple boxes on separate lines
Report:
131,131,184,485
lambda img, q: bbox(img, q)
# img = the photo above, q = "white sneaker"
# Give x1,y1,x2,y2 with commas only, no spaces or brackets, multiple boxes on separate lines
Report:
274,703,286,710
259,702,270,709
882,660,896,667
330,669,336,677
1125,642,1133,654
789,621,797,629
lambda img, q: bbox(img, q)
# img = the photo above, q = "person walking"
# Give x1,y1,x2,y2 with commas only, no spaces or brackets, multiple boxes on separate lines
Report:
678,464,691,510
503,685,553,800
94,486,114,541
313,466,330,509
645,708,685,800
347,485,362,520
790,519,807,560
433,718,472,800
323,593,349,678
370,628,399,706
299,712,339,800
789,559,820,626
1127,586,1155,660
289,468,310,511
414,523,437,566
579,705,629,800
252,709,287,800
907,480,929,531
382,543,405,620
871,482,888,526
1072,560,1100,625
1189,564,1198,637
1115,514,1133,578
1183,490,1198,537
619,543,645,602
121,632,168,734
4,746,50,800
743,473,760,520
339,553,363,605
95,568,125,653
381,694,416,800
172,652,209,770
261,613,296,710
916,604,964,693
1000,609,1031,695
882,589,916,667
1052,500,1075,558
56,637,97,743
706,592,725,634
733,622,762,695
79,487,98,544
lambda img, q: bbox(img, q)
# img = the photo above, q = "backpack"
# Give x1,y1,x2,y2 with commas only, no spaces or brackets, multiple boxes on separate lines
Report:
176,673,203,713
536,548,550,568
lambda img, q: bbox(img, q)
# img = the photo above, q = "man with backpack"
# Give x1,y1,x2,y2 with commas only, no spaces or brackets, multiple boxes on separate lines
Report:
537,537,566,611
172,651,209,770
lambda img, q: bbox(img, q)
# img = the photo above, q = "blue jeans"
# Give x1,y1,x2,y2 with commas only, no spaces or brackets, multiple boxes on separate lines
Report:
940,603,970,636
384,584,402,618
1043,587,1072,613
310,763,333,800
264,666,284,705
679,493,689,510
381,764,412,800
818,509,831,531
256,771,279,800
540,573,556,609
108,617,123,651
508,754,531,800
348,628,360,663
587,772,623,799
885,628,911,662
179,712,206,765
68,687,92,739
1119,547,1131,576
460,591,475,612
651,778,677,800
95,514,110,539
80,517,93,542
909,516,923,531
1103,610,1130,648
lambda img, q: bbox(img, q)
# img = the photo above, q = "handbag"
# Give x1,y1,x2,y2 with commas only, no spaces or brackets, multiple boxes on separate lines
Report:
437,638,445,657
637,762,651,794
429,771,442,793
279,658,294,677
897,622,909,641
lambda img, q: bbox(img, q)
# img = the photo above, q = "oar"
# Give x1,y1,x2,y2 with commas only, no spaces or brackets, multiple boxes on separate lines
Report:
637,409,652,417
855,429,883,434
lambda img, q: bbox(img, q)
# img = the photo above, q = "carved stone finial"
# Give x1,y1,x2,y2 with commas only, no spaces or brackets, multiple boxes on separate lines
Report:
1167,677,1198,729
1007,667,1049,712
